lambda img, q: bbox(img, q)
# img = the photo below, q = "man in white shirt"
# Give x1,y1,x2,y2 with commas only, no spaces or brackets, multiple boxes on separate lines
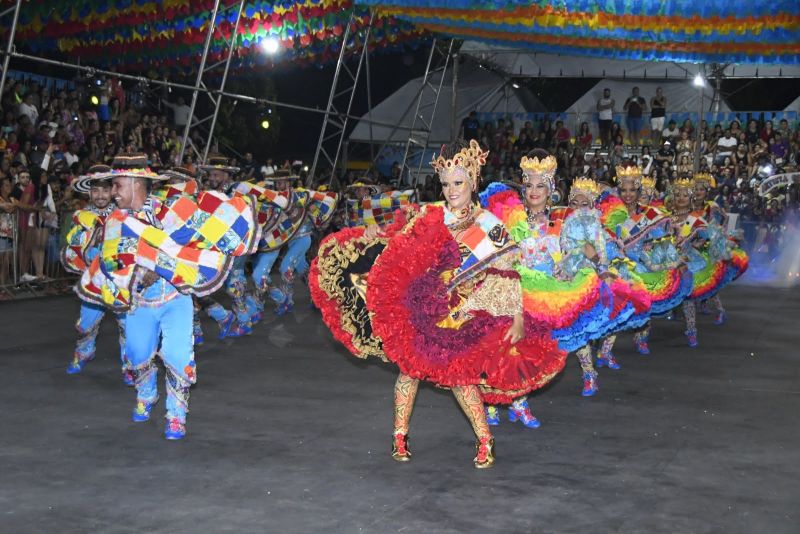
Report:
661,120,680,143
716,129,737,164
596,88,615,149
17,94,39,126
161,96,191,130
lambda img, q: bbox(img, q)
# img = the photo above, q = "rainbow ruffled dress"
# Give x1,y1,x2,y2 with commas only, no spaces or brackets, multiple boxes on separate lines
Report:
598,193,693,315
480,183,650,351
672,210,749,301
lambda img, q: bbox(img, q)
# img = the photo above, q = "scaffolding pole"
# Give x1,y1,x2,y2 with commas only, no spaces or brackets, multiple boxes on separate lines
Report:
399,39,454,187
200,0,246,163
308,11,373,186
0,0,22,102
178,0,223,163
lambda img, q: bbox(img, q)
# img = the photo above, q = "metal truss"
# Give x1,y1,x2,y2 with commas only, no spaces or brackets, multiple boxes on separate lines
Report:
0,0,22,100
178,0,246,164
398,39,454,187
309,10,373,185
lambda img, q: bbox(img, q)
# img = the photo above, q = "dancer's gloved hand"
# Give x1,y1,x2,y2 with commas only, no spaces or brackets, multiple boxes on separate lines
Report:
503,313,525,345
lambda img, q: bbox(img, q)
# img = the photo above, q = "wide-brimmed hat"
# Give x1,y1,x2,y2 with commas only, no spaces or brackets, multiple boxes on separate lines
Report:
72,164,113,194
198,154,240,174
346,180,381,196
162,165,196,182
73,155,167,192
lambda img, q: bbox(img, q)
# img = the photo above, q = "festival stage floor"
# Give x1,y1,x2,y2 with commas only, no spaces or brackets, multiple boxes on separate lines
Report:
1,283,798,533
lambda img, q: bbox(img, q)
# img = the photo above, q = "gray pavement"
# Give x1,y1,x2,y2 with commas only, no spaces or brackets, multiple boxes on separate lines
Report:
0,283,798,533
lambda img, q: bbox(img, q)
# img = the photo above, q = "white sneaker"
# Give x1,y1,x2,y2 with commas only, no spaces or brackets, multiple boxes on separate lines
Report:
19,273,37,282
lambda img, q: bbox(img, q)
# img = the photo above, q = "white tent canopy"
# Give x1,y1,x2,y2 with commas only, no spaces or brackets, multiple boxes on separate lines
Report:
785,94,800,112
460,41,800,80
348,62,545,145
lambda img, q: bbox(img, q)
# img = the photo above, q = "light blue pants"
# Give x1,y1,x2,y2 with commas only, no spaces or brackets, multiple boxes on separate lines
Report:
248,235,312,311
126,284,195,422
74,302,127,371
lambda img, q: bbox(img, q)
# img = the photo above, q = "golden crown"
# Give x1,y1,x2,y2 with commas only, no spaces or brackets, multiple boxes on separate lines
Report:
520,155,558,176
641,175,657,191
615,164,643,180
693,173,716,188
673,176,695,190
570,177,600,199
431,139,489,187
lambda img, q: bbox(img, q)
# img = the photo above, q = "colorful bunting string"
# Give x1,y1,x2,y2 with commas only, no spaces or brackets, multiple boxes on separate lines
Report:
359,0,800,65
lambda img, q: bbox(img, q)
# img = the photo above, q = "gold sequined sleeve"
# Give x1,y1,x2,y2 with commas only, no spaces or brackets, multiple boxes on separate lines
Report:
461,248,523,317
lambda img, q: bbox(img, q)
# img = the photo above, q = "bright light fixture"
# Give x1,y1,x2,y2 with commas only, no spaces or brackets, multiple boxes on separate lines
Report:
512,82,520,89
262,37,280,55
260,119,270,130
692,73,705,88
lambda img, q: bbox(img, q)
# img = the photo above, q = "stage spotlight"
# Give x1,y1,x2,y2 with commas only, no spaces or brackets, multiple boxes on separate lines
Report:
262,37,280,55
260,119,270,130
511,81,520,89
692,73,705,87
90,94,100,106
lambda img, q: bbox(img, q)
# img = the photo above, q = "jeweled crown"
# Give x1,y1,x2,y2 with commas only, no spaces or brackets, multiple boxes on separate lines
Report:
431,139,489,187
673,176,694,190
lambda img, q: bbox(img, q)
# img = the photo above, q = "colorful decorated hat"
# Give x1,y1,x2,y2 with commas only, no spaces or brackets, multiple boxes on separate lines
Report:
198,154,240,174
71,164,113,194
162,165,196,182
346,179,381,196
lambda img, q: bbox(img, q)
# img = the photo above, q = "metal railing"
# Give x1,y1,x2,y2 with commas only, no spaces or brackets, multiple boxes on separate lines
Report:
0,207,78,301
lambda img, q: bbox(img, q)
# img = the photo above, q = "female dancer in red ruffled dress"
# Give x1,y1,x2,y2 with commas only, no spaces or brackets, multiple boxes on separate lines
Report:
310,140,565,468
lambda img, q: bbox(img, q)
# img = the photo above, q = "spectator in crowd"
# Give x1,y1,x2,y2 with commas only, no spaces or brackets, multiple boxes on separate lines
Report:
596,88,614,149
460,110,480,142
716,128,738,165
649,86,666,146
554,120,571,149
161,96,192,130
260,157,276,178
655,140,675,169
0,176,14,288
662,120,680,144
623,86,647,147
576,121,592,152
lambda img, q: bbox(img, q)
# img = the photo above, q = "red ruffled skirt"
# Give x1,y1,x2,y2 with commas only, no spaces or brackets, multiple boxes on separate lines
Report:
366,207,566,404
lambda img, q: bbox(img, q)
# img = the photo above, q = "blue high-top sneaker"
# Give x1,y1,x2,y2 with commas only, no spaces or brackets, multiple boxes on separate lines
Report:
132,400,155,422
66,356,89,375
217,312,235,340
508,399,541,428
582,371,598,397
485,405,500,426
686,329,698,347
164,418,186,440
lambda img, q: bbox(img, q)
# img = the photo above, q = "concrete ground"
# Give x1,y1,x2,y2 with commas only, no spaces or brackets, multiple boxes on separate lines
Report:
0,283,798,533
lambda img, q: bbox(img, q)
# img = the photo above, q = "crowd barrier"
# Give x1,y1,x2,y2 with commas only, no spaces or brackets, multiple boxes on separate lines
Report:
0,208,78,301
